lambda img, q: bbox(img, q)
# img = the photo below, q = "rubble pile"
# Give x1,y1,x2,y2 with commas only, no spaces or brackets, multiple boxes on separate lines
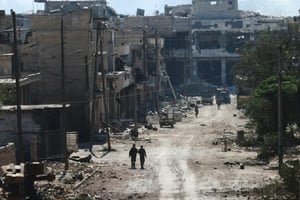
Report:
34,162,99,199
35,184,66,199
33,159,134,200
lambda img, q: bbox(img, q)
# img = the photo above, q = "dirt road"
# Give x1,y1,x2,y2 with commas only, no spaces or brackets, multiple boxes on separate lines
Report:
75,97,279,199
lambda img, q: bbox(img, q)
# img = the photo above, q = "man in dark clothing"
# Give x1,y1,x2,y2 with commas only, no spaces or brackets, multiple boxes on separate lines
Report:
129,144,138,169
194,104,199,117
138,146,147,169
216,98,221,110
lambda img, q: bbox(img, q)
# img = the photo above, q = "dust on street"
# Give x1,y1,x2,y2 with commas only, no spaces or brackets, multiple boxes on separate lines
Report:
70,97,279,200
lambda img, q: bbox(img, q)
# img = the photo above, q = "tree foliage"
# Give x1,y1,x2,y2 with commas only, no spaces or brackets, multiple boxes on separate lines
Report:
0,85,16,105
233,29,300,89
246,75,299,138
233,28,300,150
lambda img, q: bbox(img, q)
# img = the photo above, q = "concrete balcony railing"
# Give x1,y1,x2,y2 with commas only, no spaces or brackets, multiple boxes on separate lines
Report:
164,49,188,58
0,72,41,87
102,66,134,93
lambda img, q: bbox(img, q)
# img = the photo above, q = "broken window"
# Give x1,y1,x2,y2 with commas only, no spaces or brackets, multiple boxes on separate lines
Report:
0,32,10,44
165,32,189,50
226,32,250,53
195,31,221,50
197,60,222,86
166,60,184,86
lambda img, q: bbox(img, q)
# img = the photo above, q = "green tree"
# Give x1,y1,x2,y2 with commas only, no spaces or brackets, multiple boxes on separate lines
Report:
0,85,16,105
233,29,300,89
246,75,299,139
233,28,300,156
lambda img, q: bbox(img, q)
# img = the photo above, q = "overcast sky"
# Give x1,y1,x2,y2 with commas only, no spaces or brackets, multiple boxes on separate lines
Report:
1,0,300,17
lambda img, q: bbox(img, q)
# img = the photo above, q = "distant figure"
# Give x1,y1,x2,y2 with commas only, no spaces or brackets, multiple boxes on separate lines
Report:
129,144,138,169
216,98,221,110
138,146,147,169
130,128,139,138
194,104,199,117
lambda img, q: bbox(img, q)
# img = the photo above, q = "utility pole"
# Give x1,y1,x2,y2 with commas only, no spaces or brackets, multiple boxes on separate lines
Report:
60,17,68,171
155,28,160,113
88,54,94,152
99,22,111,151
142,29,147,122
143,29,147,79
134,70,138,133
89,23,101,151
184,35,188,97
278,45,283,170
11,9,24,164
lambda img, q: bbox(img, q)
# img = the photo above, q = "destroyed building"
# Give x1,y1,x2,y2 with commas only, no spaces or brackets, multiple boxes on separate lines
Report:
0,0,152,155
163,0,287,94
0,0,291,163
110,0,287,97
35,0,117,17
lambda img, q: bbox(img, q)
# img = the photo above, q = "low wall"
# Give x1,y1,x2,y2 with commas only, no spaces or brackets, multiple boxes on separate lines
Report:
0,143,16,167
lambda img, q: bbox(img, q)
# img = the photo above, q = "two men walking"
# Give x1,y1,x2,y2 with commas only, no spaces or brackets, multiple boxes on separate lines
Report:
129,144,147,169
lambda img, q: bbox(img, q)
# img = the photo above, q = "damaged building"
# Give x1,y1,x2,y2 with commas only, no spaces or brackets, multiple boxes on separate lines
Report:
0,0,157,156
0,0,290,163
109,0,287,96
162,0,287,94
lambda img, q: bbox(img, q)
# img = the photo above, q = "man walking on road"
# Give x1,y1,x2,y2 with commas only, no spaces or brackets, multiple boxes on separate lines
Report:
216,98,221,110
129,144,138,169
195,104,199,117
138,145,147,169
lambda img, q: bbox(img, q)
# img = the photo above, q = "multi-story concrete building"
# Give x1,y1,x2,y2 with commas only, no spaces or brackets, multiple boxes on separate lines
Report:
163,0,287,94
29,2,141,138
110,0,287,97
29,10,96,139
0,13,41,105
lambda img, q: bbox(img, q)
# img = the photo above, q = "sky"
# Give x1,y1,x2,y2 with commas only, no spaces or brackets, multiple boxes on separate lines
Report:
1,0,300,17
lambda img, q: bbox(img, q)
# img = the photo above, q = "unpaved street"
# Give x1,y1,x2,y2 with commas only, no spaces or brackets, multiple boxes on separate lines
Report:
74,97,279,200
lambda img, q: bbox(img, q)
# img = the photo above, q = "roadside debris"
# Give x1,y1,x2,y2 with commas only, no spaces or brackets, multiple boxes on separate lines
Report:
0,162,55,199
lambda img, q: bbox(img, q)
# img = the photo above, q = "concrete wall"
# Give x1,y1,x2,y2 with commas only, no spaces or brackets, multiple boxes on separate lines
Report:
164,4,192,17
193,0,238,12
0,109,39,162
0,143,16,167
120,16,174,37
0,109,41,135
30,9,92,104
0,106,66,160
0,15,11,30
173,18,190,32
0,54,12,76
30,10,94,138
44,0,106,13
192,0,240,19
